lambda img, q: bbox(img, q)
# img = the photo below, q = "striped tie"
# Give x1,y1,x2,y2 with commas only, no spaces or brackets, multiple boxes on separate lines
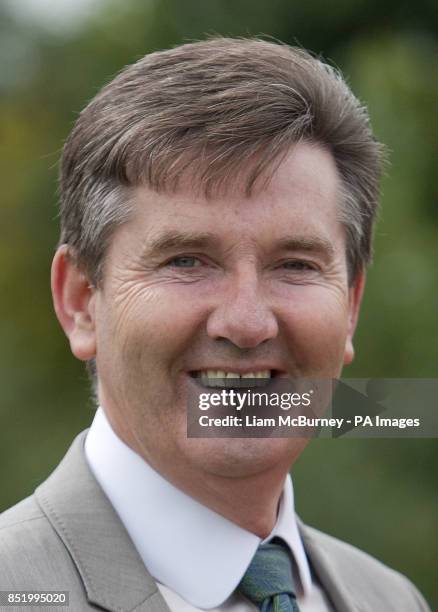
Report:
238,539,300,611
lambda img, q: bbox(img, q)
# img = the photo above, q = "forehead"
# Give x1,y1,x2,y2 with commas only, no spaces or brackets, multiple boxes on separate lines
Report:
112,142,343,254
167,141,339,210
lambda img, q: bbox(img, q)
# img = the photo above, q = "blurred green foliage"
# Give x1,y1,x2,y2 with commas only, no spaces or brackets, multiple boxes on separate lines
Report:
1,0,437,607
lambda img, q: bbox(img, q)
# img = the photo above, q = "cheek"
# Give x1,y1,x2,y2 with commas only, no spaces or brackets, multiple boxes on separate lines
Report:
280,288,350,370
99,284,208,372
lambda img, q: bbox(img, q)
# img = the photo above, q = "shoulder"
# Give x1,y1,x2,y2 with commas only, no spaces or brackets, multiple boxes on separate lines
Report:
300,522,431,611
0,494,53,557
0,494,83,592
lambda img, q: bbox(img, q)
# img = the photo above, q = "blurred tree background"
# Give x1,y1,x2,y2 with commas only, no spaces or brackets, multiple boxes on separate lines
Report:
1,0,437,606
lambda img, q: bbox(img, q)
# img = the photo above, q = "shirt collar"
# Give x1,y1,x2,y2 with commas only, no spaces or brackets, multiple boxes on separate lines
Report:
85,407,312,608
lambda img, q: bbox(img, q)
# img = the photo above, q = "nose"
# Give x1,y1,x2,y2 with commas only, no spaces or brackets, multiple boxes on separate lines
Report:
206,267,279,349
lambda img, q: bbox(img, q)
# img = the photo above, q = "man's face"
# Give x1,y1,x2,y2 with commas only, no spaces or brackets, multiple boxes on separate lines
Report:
86,143,363,484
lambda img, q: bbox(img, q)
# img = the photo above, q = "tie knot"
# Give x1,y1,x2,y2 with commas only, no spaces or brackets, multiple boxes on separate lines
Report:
238,540,297,605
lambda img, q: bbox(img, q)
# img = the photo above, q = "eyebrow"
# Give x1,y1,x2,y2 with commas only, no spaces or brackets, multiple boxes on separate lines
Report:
143,231,220,257
275,236,336,259
142,230,335,260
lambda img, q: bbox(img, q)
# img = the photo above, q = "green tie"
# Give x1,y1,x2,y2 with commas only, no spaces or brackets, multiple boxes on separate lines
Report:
238,539,301,612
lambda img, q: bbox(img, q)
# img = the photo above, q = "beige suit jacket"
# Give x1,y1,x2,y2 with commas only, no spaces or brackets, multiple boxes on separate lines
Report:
0,432,431,612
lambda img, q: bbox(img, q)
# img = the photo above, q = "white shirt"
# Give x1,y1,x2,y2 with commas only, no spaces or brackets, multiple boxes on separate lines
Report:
85,408,332,611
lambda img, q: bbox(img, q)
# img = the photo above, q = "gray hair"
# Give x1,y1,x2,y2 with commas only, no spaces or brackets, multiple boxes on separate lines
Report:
60,37,385,285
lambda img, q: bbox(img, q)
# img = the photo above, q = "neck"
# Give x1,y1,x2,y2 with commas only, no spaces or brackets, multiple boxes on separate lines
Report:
155,457,293,538
186,471,286,538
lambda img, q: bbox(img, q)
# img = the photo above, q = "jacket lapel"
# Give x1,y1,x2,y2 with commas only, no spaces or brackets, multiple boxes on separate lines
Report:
35,431,170,612
298,518,361,612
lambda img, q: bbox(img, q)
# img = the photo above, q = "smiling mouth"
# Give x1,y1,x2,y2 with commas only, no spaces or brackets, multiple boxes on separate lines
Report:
190,369,276,388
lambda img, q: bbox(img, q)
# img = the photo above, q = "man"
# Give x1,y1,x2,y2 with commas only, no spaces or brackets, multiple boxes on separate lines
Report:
0,38,430,611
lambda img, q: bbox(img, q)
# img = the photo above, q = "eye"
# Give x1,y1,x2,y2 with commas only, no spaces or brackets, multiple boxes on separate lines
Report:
167,256,202,268
281,260,315,271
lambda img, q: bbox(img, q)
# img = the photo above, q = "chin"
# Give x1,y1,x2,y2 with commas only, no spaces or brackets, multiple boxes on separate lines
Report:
181,437,307,479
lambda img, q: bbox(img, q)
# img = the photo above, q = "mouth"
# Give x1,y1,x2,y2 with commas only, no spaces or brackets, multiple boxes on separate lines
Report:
189,369,278,389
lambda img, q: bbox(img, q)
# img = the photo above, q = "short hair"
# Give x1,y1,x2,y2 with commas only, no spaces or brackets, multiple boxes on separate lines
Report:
59,37,385,285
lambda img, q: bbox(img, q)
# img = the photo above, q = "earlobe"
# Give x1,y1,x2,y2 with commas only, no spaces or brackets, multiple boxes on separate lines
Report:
343,270,366,366
51,245,97,361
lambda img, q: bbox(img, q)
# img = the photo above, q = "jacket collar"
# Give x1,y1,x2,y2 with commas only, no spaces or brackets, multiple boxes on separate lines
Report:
35,431,169,612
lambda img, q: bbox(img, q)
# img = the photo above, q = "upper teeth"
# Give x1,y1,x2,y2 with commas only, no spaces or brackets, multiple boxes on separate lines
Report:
198,370,273,389
200,370,271,379
197,370,272,388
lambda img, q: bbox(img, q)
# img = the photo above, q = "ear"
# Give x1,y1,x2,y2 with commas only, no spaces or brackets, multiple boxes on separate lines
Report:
51,245,97,361
343,270,366,366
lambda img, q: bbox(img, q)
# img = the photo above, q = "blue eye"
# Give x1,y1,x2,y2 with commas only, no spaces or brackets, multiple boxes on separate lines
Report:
168,256,200,268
